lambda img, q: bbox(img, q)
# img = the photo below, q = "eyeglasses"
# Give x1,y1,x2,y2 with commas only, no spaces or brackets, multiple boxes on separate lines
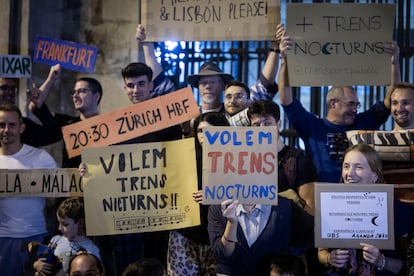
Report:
338,100,361,109
71,88,92,95
0,85,17,93
224,93,246,101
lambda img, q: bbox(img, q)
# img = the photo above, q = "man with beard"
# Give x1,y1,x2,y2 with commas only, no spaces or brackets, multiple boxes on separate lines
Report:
223,80,252,126
389,82,414,130
379,83,414,187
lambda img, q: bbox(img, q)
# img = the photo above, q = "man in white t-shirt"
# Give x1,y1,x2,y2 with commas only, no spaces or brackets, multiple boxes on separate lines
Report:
0,104,58,275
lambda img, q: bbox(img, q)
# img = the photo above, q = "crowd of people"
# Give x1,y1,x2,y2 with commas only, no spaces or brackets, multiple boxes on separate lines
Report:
1,22,414,276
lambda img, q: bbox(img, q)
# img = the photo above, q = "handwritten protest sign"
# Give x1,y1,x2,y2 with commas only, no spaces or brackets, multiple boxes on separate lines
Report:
33,36,98,73
82,138,200,235
62,87,199,158
286,3,395,86
315,183,394,249
0,168,83,197
142,0,280,41
202,126,278,205
0,55,32,78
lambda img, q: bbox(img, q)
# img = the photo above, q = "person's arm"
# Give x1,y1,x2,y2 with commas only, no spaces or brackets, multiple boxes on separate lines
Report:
21,116,62,147
219,200,239,256
383,41,401,110
24,67,64,147
136,24,176,97
28,64,61,111
261,24,284,85
278,33,294,106
136,24,162,79
297,182,315,215
250,24,284,101
208,200,240,259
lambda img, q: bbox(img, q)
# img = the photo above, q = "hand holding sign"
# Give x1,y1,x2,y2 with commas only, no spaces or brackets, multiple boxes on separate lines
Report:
62,87,199,158
221,199,239,224
136,24,146,42
359,242,383,267
382,40,400,65
192,190,203,204
327,248,350,268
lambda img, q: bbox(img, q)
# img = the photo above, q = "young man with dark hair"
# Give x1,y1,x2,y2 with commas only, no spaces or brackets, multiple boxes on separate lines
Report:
91,61,182,276
247,100,318,213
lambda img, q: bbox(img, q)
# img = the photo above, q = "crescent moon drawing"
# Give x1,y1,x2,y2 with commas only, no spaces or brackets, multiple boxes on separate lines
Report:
371,216,379,226
322,43,332,55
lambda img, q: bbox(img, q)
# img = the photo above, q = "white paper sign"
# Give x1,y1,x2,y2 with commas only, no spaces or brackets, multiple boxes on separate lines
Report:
320,191,388,240
315,183,395,249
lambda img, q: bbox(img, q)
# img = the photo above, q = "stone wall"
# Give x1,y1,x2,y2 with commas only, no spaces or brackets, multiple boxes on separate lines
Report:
1,0,144,162
28,0,140,115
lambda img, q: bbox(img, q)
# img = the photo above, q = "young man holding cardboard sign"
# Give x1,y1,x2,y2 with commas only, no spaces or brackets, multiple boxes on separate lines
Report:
87,62,182,276
207,100,315,276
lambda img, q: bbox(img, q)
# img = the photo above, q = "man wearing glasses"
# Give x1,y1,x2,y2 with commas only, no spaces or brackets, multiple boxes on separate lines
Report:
223,80,251,126
0,77,61,147
28,65,102,168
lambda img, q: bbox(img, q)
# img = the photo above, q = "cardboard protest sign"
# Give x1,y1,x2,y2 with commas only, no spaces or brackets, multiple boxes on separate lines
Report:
0,55,32,78
0,168,83,197
142,0,280,41
33,36,98,73
315,183,394,249
202,126,278,205
286,3,395,86
62,87,199,158
82,138,200,235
